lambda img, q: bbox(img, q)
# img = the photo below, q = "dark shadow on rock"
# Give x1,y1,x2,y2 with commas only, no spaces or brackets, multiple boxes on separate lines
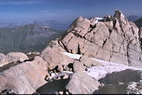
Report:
0,57,35,72
99,69,142,84
93,69,142,94
35,79,69,94
93,84,127,94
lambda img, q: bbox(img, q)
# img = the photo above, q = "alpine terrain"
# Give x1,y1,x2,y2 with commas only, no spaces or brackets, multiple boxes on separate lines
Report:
0,10,142,94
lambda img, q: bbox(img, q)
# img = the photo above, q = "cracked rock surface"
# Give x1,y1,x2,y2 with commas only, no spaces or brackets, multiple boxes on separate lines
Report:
60,10,142,67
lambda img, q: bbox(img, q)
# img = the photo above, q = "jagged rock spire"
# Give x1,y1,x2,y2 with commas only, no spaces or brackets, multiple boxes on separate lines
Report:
114,9,128,25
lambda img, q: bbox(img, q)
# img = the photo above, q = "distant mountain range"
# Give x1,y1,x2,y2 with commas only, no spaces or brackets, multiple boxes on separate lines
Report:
126,15,142,28
134,18,142,28
0,20,71,31
127,15,141,21
33,20,71,31
0,23,65,53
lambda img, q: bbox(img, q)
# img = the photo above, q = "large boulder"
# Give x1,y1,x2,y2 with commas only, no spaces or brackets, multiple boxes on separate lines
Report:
40,48,74,70
7,52,28,63
0,56,48,94
66,72,100,94
73,61,86,72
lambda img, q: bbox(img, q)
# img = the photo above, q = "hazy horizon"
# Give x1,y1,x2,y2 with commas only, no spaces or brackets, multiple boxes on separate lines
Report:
0,0,141,23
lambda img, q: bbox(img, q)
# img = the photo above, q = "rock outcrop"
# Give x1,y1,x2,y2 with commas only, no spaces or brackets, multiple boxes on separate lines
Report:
59,10,142,67
40,48,74,71
73,61,86,72
66,72,100,94
80,55,103,68
7,52,28,63
0,52,28,67
36,10,142,94
0,56,48,94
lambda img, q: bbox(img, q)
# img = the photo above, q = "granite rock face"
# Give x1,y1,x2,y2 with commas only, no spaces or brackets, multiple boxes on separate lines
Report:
40,48,74,71
0,52,29,67
66,72,100,94
59,10,142,67
79,55,103,68
73,61,86,72
0,56,48,94
7,52,28,63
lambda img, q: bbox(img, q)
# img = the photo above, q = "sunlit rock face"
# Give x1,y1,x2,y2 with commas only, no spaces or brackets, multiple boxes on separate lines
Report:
60,10,142,68
37,10,142,94
0,56,48,94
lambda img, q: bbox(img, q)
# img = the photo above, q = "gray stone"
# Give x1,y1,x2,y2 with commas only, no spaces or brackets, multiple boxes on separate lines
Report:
73,61,86,72
80,55,103,68
0,56,48,94
40,48,74,70
7,52,28,63
66,72,100,94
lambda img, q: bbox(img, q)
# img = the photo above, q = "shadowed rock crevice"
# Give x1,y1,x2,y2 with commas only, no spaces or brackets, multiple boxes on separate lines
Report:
36,79,69,94
102,39,107,48
108,29,112,35
0,61,21,72
77,44,81,54
89,24,96,32
138,28,142,50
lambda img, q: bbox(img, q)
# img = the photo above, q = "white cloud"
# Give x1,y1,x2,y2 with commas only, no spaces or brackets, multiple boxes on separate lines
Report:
0,0,38,5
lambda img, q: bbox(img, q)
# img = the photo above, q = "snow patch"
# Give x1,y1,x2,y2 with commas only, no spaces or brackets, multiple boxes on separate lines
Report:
62,52,142,80
94,17,104,24
95,17,104,20
86,58,142,80
62,52,82,59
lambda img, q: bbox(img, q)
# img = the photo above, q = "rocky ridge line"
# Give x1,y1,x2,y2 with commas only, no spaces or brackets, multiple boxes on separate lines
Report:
58,10,142,67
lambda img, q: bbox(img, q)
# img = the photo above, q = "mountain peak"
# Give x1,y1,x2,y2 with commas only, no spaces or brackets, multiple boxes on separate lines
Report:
59,10,141,67
114,10,128,25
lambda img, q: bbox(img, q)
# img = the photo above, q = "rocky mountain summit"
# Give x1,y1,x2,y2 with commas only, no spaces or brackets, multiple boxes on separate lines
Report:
61,10,142,67
0,10,142,94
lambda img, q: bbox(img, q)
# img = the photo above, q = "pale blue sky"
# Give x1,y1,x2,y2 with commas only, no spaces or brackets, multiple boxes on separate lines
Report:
0,0,141,23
